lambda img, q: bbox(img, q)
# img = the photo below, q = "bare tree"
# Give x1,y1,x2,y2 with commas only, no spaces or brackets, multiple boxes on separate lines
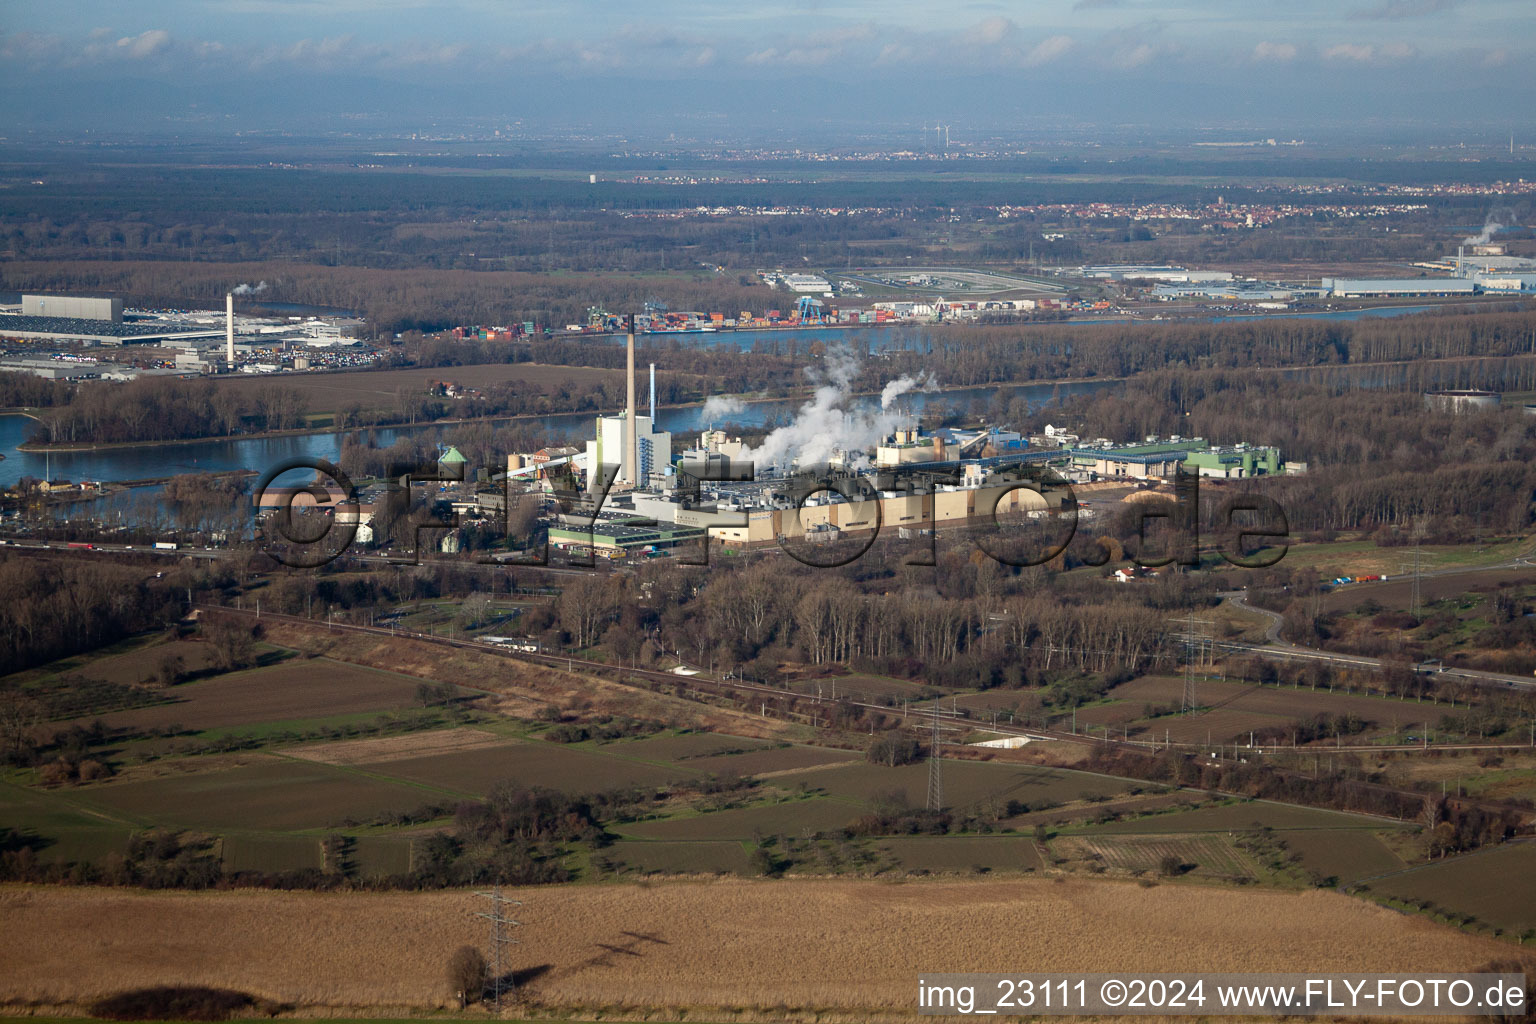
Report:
446,945,488,1008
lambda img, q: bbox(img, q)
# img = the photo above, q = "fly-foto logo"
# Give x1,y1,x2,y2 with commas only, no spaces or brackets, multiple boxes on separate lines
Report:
253,456,1288,572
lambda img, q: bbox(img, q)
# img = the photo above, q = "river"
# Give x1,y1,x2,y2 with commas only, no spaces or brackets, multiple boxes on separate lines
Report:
0,379,1116,489
0,300,1476,489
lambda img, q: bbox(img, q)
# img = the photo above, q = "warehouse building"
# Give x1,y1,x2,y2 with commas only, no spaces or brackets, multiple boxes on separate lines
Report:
21,294,122,322
1322,278,1477,298
0,314,221,346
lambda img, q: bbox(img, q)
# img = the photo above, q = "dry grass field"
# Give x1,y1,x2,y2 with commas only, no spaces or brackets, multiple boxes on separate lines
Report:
0,879,1517,1017
285,728,508,766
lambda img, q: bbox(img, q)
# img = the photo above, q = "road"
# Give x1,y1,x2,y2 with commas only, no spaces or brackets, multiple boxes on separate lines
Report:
1221,590,1536,690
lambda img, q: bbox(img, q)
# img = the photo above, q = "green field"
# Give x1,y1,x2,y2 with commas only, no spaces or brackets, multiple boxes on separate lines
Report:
1085,800,1406,835
874,836,1044,873
606,840,753,875
604,731,773,763
1281,829,1406,884
68,757,441,831
684,745,861,777
1056,833,1257,880
367,739,694,796
1367,842,1536,935
810,760,1133,809
618,797,862,840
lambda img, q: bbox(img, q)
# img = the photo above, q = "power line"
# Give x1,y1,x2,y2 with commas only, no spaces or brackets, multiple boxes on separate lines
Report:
926,711,943,811
475,887,522,1011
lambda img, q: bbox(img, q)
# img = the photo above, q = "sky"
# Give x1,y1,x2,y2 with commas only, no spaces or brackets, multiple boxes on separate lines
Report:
2,0,1533,140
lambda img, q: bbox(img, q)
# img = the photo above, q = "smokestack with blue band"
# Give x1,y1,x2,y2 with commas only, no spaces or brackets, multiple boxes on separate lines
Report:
226,293,235,365
649,363,656,424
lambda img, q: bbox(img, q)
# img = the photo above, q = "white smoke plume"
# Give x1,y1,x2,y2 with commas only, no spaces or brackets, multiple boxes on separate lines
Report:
232,281,269,296
744,350,940,471
880,371,939,409
1463,207,1519,247
700,395,746,422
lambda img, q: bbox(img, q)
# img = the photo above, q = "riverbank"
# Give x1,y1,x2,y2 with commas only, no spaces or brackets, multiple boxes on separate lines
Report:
10,373,1119,454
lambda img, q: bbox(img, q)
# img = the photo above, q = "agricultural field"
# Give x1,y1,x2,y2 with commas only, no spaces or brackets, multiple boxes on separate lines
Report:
64,755,443,831
0,880,1514,1015
1085,799,1409,836
873,835,1044,874
605,840,753,875
65,657,441,736
618,797,862,841
1280,829,1407,885
683,744,861,777
1077,674,1449,745
10,639,221,690
1053,833,1257,881
604,731,773,763
808,759,1134,810
1366,841,1536,936
339,737,695,797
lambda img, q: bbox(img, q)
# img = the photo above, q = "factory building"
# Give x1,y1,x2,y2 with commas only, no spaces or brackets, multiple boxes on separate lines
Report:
1322,278,1477,298
0,315,220,346
585,412,671,493
1183,443,1281,478
21,294,122,322
1068,438,1281,480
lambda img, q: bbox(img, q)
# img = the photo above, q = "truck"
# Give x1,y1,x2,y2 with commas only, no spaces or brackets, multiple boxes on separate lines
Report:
67,542,95,550
153,541,179,550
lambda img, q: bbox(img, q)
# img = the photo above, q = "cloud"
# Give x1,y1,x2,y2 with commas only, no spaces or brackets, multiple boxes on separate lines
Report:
1323,42,1378,61
1324,41,1418,62
1350,0,1461,18
1024,34,1074,65
1252,40,1298,62
115,29,170,59
974,16,1018,44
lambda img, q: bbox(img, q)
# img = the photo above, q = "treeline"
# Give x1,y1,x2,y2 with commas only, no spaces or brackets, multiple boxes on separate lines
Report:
1044,367,1536,538
1079,747,1522,855
887,309,1536,388
0,555,182,674
0,260,773,336
28,377,306,446
550,550,1193,688
0,371,70,409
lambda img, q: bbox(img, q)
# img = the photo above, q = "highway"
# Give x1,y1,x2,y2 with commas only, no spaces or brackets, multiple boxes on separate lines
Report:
1220,589,1536,690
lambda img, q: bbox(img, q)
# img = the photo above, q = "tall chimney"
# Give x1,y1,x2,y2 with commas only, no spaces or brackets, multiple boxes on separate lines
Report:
626,314,639,488
649,362,656,424
1458,245,1465,278
226,293,235,365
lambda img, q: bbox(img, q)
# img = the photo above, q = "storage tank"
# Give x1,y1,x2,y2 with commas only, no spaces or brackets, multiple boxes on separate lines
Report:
1424,390,1500,413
